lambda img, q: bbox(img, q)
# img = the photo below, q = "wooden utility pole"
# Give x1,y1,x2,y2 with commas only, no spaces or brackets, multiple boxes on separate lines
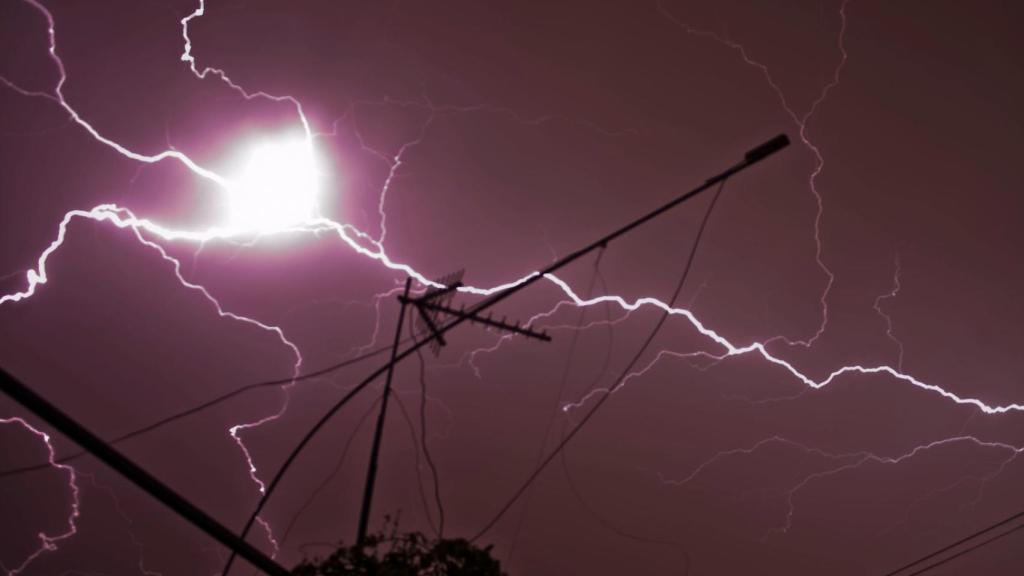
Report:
356,277,412,545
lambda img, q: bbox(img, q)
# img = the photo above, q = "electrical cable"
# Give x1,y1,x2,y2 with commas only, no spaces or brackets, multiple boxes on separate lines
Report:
471,178,729,542
0,341,397,479
903,522,1024,576
507,247,606,561
278,395,382,548
410,324,447,538
223,142,785,572
882,508,1024,576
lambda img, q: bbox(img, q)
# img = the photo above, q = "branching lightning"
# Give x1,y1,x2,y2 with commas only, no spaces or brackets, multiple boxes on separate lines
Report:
1,0,1022,572
657,0,849,349
656,435,1024,537
874,253,905,370
0,417,80,576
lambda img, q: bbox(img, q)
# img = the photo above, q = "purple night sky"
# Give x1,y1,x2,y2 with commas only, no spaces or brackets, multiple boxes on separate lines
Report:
2,0,1023,574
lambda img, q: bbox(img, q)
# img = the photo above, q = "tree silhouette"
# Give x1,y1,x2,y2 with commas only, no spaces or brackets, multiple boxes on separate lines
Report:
292,517,506,576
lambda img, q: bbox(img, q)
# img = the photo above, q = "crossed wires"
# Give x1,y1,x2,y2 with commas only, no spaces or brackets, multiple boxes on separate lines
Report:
0,342,399,479
470,177,729,542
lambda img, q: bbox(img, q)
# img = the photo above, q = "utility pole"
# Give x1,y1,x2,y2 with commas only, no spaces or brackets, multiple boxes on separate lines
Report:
356,277,412,546
225,133,791,568
354,274,550,545
0,367,290,576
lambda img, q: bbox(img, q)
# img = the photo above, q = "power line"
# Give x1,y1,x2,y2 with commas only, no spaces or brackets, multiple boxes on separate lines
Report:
411,326,447,537
278,394,382,548
0,342,396,480
508,247,606,561
559,431,691,574
391,384,442,537
549,252,691,572
0,367,290,576
902,521,1024,576
471,177,729,542
0,135,787,576
223,134,790,566
545,249,692,568
882,508,1024,576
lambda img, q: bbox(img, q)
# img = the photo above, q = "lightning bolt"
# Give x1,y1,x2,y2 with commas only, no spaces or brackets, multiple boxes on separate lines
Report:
654,435,1024,537
656,0,849,348
0,417,80,576
874,253,905,370
77,471,164,576
2,0,1022,572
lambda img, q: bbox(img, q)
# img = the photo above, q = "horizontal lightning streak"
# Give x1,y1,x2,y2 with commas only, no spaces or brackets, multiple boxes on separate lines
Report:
544,275,1024,414
655,434,1024,535
775,436,1024,534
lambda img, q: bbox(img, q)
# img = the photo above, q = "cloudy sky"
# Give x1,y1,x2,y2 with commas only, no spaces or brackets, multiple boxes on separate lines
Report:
1,1,1022,574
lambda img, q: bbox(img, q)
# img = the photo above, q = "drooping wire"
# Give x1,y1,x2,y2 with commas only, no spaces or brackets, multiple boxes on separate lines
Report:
0,341,400,480
552,254,693,574
223,156,752,574
559,434,691,575
391,386,441,538
276,351,443,556
278,395,382,549
409,322,447,538
572,257,617,411
507,246,607,562
471,177,729,543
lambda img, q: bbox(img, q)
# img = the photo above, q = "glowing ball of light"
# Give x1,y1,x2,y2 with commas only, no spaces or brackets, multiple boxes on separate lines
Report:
226,139,320,233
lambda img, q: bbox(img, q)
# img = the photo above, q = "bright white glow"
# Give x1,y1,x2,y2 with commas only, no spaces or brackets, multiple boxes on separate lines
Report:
227,139,319,233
